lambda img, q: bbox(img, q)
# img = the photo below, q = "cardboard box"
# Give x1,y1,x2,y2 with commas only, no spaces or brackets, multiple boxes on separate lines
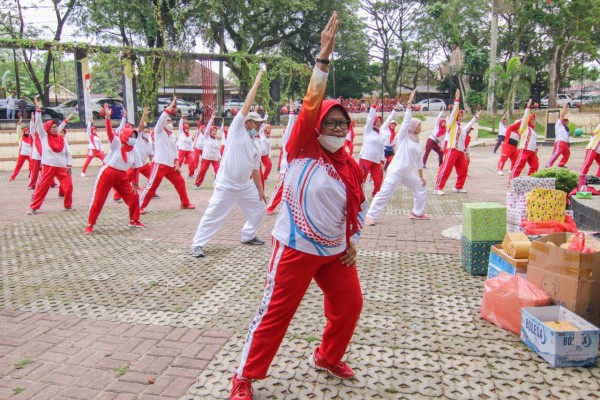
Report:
462,202,507,242
527,233,600,326
461,235,501,276
502,232,531,259
521,306,599,367
487,245,528,279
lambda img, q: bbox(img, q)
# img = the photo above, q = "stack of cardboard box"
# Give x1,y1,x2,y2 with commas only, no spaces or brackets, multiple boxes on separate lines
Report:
506,177,556,233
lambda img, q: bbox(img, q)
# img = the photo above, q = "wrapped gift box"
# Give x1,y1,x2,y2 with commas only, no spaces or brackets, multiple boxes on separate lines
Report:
527,188,567,223
507,223,526,233
510,177,556,194
506,192,528,210
461,235,501,276
463,202,507,242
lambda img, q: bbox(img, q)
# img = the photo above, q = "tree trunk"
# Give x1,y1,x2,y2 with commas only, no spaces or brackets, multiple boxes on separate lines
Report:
458,75,472,114
548,45,560,108
487,0,499,115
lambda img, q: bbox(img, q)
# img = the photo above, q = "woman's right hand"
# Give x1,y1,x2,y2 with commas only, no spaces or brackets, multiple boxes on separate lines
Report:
319,12,338,60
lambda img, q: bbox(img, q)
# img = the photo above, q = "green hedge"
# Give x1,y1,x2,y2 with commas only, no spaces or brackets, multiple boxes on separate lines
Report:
531,168,579,194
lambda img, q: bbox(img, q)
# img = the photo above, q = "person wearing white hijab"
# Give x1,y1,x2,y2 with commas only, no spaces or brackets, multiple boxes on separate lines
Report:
365,89,429,225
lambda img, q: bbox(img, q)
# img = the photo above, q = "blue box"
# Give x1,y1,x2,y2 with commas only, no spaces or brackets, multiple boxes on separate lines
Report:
487,245,528,280
521,306,600,367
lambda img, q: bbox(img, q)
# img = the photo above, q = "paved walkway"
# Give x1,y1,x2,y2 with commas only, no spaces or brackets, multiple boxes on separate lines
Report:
1,143,598,399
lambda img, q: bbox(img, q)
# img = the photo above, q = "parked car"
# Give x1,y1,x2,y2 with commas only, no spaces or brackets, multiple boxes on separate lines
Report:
416,98,446,112
223,98,245,117
572,94,600,107
52,99,78,116
157,98,199,116
540,94,573,108
0,99,64,120
53,98,124,119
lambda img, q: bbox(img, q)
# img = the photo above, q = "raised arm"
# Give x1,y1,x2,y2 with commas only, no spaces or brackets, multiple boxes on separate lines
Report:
518,99,532,134
286,12,338,158
463,111,481,133
380,108,397,135
137,107,149,133
203,113,215,137
446,89,460,127
178,116,185,136
103,104,116,143
33,98,45,138
364,99,377,136
241,70,264,117
396,89,417,144
559,101,568,122
432,109,445,137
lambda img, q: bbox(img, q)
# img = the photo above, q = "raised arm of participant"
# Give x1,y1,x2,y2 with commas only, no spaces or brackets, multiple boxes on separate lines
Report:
29,116,34,138
463,111,481,133
518,99,532,134
282,103,297,146
433,108,445,138
203,113,215,138
16,117,22,141
559,101,568,122
33,98,45,138
241,70,264,117
380,105,397,137
104,104,115,143
116,109,127,134
286,12,338,158
157,97,177,134
395,89,417,145
137,106,150,134
178,116,185,136
447,89,460,126
364,95,377,136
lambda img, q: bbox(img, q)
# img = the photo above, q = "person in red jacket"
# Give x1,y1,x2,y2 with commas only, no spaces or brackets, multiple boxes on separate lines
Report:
344,120,356,156
496,116,522,176
422,109,447,167
9,118,32,181
509,100,539,182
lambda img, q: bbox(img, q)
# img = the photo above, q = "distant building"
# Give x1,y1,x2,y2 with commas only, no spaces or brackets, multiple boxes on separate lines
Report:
158,61,238,104
48,84,77,106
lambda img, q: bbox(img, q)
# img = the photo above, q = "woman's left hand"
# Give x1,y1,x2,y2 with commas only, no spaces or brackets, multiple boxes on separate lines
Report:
340,243,357,267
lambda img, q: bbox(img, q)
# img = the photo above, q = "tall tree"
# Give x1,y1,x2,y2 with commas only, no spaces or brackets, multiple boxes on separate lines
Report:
0,0,77,104
362,0,422,97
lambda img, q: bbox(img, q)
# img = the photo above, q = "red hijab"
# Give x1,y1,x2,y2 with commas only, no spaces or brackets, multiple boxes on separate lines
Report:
119,127,136,162
373,115,383,133
21,127,32,144
44,120,64,153
183,124,190,137
437,119,447,138
317,100,365,244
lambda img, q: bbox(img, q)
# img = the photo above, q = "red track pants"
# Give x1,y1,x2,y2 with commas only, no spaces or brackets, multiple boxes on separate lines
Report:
546,141,570,168
497,143,518,172
580,150,600,176
194,159,219,187
114,164,152,201
435,149,468,191
88,165,140,226
236,238,363,380
30,165,73,211
139,163,191,209
359,158,383,197
510,150,539,181
81,150,105,174
10,155,31,180
28,159,41,189
261,155,272,182
423,138,443,167
178,150,195,177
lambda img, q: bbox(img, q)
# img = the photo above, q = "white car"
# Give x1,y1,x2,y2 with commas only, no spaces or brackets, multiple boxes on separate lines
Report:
573,94,600,107
416,98,446,111
157,98,198,116
540,94,573,108
52,99,78,116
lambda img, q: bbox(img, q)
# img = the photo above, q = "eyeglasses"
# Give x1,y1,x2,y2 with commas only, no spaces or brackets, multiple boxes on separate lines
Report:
166,119,172,122
322,119,351,131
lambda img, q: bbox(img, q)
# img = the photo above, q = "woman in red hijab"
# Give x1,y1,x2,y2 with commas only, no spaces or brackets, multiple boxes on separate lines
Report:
230,13,366,400
85,105,143,235
423,108,447,167
29,99,74,214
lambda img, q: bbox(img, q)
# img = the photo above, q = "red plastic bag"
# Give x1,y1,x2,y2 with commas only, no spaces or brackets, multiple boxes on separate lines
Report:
567,232,596,253
480,273,551,334
521,214,578,235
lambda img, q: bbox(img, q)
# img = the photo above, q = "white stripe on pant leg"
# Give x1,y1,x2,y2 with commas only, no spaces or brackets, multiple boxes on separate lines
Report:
580,150,594,175
267,174,285,209
436,150,453,190
546,145,560,167
88,165,109,212
510,151,525,181
237,241,284,378
139,163,159,206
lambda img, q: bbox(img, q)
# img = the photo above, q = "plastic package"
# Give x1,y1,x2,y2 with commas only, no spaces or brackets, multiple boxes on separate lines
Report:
521,214,578,235
480,273,551,334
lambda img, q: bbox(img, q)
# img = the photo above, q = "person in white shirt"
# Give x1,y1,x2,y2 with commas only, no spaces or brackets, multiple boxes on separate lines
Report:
138,97,195,213
85,104,144,235
6,91,16,120
29,99,74,214
81,118,106,177
9,117,32,181
358,96,386,197
231,15,366,398
193,112,221,188
509,99,539,182
191,71,267,258
493,111,509,154
191,121,205,174
580,124,600,177
545,103,571,168
177,116,195,177
366,90,429,225
379,108,399,170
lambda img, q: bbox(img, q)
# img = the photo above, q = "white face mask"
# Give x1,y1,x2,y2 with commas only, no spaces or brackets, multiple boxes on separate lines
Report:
166,123,174,131
142,132,150,140
318,135,345,153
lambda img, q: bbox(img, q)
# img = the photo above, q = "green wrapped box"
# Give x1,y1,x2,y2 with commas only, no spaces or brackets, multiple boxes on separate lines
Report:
463,202,507,242
461,235,501,276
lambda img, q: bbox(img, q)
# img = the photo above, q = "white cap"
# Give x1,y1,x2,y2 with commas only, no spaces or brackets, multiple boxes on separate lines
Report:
246,112,265,122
